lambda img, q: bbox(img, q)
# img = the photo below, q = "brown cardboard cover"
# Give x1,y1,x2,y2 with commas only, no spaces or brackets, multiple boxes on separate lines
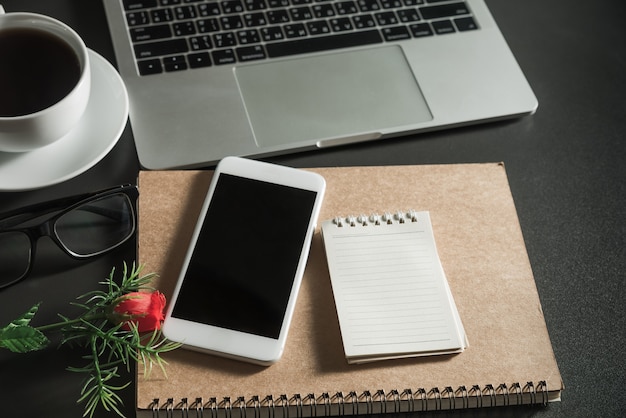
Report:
136,163,562,412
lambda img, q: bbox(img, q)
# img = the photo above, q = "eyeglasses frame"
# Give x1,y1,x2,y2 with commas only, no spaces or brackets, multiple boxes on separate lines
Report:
0,184,138,289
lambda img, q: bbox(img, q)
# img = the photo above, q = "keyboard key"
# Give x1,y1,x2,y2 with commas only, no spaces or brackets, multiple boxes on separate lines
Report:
313,4,336,18
134,38,188,58
284,23,308,38
236,45,267,61
431,19,455,34
352,14,376,29
268,0,289,7
267,10,290,24
261,26,285,41
190,35,213,50
198,3,221,16
375,11,398,25
419,2,469,20
221,0,244,14
188,52,212,68
245,0,268,10
237,29,261,44
151,8,174,23
164,55,188,71
336,1,358,15
126,11,149,26
397,8,420,22
213,32,237,47
357,0,380,12
244,12,267,26
409,22,433,37
130,24,172,42
380,0,402,9
266,29,382,58
137,58,163,75
173,21,197,36
290,6,314,21
382,26,411,41
123,0,157,11
330,17,353,31
197,18,220,32
307,20,331,35
221,15,244,29
212,48,237,64
454,16,478,31
174,5,197,20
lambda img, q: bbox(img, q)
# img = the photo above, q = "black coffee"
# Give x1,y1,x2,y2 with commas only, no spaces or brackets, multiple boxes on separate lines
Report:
0,28,81,117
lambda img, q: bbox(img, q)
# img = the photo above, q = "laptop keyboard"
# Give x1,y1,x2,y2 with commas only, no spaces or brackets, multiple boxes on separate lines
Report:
123,0,478,75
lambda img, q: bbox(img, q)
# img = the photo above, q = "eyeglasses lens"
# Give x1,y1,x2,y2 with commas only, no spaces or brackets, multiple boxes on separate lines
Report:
55,193,135,257
0,231,32,287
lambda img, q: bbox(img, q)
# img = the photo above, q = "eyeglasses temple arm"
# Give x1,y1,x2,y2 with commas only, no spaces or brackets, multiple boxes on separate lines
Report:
0,185,134,229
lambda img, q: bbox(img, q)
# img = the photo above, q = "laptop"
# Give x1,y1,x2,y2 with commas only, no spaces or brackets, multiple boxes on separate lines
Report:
103,0,537,169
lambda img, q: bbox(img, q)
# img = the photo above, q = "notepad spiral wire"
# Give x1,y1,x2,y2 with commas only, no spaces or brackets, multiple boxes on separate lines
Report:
332,210,420,228
146,381,549,417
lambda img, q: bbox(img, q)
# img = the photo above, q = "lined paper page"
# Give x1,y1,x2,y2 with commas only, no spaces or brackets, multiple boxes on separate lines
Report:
321,211,465,363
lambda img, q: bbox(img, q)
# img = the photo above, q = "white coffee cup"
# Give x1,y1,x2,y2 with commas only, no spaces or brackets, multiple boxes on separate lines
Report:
0,6,91,152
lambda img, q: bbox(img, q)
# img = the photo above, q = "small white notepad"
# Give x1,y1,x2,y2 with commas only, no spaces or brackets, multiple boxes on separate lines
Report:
321,211,467,364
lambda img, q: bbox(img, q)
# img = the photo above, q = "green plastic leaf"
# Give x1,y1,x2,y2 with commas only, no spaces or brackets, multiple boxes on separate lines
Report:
0,325,49,353
0,303,41,331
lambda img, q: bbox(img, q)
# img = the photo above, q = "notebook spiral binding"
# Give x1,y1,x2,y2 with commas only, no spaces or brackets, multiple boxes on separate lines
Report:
332,210,419,227
147,381,548,417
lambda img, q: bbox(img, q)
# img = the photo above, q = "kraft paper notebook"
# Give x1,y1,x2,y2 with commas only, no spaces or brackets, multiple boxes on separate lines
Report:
136,163,563,417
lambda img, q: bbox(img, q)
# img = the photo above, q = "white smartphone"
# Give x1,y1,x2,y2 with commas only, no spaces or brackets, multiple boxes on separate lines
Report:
162,157,326,365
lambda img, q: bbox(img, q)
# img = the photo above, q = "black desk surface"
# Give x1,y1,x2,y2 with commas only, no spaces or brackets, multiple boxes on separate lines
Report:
1,1,624,417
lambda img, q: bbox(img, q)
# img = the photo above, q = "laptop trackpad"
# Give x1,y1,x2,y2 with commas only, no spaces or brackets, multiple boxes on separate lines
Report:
234,45,433,148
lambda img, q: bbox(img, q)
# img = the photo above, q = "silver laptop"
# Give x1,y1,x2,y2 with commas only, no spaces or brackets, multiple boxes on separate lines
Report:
104,0,537,169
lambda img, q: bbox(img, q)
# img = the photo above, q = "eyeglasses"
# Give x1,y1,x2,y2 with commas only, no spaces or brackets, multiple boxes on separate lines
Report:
0,185,137,290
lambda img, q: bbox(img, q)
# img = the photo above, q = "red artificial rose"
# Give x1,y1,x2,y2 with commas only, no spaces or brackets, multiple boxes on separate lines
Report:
111,291,166,333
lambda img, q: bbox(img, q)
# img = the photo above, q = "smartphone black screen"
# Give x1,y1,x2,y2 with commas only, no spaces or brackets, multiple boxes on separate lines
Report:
171,173,319,339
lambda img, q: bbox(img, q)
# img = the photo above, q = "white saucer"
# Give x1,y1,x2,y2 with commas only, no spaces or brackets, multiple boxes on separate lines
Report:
0,49,129,191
